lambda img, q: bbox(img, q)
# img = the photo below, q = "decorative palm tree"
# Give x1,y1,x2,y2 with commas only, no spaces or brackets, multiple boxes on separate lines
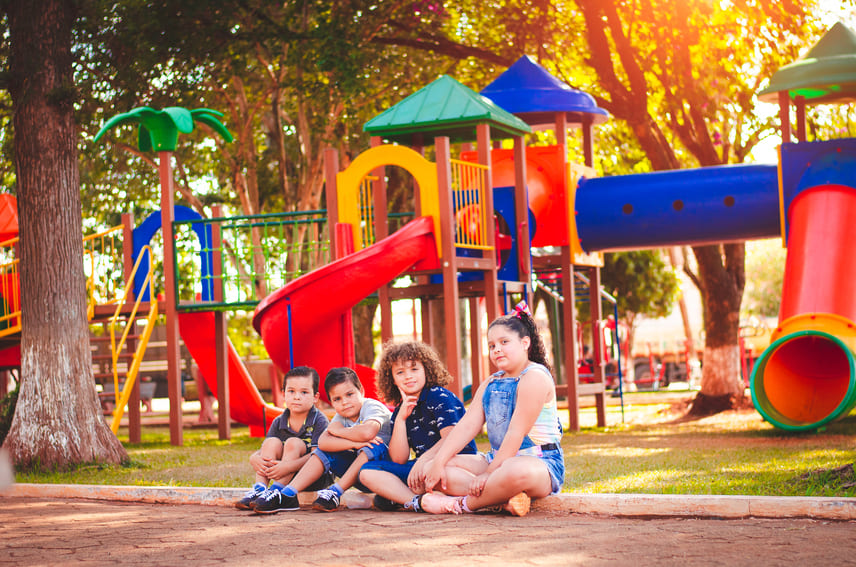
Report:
94,106,232,445
94,106,233,151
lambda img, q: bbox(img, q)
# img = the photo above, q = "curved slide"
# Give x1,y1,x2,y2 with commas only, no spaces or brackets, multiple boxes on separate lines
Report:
253,216,439,404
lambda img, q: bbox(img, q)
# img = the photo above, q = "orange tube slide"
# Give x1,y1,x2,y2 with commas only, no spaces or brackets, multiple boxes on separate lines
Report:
751,185,856,430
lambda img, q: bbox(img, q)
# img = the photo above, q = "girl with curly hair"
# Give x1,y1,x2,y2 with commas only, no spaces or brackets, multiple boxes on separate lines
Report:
358,341,476,511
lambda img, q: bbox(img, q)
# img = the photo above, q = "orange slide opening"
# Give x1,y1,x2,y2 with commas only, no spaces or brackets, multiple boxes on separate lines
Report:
752,331,855,430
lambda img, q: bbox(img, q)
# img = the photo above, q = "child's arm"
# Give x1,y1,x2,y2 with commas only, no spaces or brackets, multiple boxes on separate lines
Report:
388,394,418,463
329,419,382,443
317,429,375,452
484,370,551,471
324,421,348,437
405,424,452,490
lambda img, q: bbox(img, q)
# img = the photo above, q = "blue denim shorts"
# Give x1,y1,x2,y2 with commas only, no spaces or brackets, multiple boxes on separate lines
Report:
540,448,565,494
360,459,416,484
485,447,565,495
312,443,389,484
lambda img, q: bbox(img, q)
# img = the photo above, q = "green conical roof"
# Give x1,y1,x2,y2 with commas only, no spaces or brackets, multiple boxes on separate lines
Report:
364,75,531,145
758,22,856,104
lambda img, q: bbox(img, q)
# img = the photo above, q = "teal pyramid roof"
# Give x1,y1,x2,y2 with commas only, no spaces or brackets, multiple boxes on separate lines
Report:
759,22,856,104
364,75,531,145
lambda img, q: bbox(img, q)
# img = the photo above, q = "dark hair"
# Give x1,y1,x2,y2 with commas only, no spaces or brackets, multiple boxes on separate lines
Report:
283,366,320,394
375,341,452,405
323,367,362,399
488,309,552,373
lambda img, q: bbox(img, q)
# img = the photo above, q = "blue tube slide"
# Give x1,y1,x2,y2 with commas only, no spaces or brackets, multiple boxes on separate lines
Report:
575,164,780,252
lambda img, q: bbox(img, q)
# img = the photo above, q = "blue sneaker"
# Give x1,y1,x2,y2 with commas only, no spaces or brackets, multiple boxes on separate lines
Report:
253,488,299,514
235,485,266,510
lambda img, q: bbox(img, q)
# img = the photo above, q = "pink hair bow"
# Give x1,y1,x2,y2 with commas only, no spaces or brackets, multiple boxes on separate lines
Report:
511,300,532,318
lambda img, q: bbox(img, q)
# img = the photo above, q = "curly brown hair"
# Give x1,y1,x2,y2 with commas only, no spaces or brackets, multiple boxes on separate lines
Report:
375,341,453,405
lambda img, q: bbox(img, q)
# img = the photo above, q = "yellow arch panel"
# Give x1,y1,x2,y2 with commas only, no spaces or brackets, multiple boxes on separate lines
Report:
337,145,441,256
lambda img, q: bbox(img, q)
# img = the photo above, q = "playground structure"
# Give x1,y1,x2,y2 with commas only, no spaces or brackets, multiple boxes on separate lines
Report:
252,68,622,432
102,21,856,434
3,23,854,442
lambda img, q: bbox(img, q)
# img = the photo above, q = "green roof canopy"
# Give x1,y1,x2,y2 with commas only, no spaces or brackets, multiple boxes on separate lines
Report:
364,75,531,145
758,22,856,104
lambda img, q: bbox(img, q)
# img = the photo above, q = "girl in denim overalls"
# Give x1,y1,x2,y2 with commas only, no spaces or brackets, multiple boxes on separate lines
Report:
421,302,564,516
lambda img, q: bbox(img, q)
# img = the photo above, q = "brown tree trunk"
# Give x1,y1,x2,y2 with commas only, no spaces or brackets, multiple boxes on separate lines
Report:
687,243,746,416
2,0,127,469
578,0,747,415
352,302,378,367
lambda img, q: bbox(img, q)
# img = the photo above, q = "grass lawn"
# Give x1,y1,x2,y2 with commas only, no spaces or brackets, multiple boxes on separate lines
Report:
12,398,856,498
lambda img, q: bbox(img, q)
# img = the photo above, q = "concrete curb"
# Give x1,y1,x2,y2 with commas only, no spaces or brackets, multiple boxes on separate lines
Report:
3,484,854,520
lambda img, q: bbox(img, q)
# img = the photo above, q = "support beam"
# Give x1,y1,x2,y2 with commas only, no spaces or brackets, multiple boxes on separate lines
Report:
778,91,791,144
211,204,230,440
121,213,141,443
477,124,500,327
435,136,463,397
588,266,607,428
158,151,183,446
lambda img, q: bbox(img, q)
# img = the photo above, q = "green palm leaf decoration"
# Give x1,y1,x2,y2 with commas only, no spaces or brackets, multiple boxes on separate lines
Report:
94,106,233,152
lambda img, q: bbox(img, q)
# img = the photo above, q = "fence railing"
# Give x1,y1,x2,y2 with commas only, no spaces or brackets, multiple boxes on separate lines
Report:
0,226,126,339
83,226,125,318
450,159,492,250
173,210,332,310
0,237,20,337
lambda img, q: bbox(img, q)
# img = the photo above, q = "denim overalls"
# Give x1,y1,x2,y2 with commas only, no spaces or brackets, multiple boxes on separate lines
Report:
482,363,565,494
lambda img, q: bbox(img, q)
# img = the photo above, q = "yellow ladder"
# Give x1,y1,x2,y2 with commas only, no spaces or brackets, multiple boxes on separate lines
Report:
107,246,159,433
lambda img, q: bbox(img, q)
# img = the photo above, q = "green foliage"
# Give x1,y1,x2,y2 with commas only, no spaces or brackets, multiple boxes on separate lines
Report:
742,238,787,318
0,382,18,446
600,250,680,323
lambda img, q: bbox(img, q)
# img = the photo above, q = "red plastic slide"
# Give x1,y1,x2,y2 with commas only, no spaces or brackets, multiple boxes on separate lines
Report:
178,311,281,437
253,217,439,403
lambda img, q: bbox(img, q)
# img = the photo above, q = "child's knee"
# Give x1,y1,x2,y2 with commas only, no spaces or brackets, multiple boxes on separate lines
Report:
282,437,307,457
358,467,375,485
259,437,283,458
496,459,543,491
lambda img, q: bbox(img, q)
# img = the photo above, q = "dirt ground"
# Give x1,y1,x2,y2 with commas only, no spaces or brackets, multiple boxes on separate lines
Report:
3,496,856,566
4,394,854,565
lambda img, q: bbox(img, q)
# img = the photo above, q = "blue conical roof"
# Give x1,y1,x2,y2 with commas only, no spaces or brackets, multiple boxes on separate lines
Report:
481,55,609,127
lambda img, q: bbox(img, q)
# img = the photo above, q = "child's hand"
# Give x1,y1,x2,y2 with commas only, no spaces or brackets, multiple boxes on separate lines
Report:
424,460,447,493
468,472,490,496
407,458,429,493
268,459,292,480
355,436,384,449
259,459,281,478
249,452,273,475
398,390,419,420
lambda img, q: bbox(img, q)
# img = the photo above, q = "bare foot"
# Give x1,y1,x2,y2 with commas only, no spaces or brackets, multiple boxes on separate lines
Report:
419,493,462,514
503,492,531,517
